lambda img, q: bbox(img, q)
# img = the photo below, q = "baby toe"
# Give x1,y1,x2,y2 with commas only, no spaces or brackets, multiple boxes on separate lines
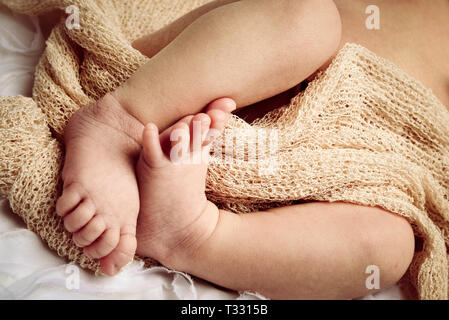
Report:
203,108,233,149
141,123,165,167
63,198,96,233
56,182,85,217
191,113,211,143
84,228,120,259
169,122,190,163
72,215,106,247
159,115,194,155
190,113,211,163
204,98,235,136
205,98,236,114
100,232,137,276
206,108,231,134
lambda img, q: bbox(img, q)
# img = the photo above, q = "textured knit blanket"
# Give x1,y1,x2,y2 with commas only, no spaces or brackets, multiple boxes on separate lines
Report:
0,0,448,300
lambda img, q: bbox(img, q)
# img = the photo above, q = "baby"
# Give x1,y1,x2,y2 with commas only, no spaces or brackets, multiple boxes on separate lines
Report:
53,0,437,299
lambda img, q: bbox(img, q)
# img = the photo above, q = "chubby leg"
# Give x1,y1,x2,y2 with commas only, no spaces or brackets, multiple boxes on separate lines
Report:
137,163,415,299
114,0,342,129
170,203,415,299
133,0,241,58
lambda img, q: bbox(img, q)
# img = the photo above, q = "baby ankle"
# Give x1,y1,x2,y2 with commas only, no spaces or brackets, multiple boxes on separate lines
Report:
95,92,145,145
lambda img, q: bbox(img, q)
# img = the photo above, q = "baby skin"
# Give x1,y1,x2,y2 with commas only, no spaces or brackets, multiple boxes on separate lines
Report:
135,112,229,267
56,0,415,298
56,95,234,275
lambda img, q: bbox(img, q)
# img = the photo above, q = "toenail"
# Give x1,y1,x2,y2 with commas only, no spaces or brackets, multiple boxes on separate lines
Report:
145,123,157,131
223,100,237,112
73,238,82,247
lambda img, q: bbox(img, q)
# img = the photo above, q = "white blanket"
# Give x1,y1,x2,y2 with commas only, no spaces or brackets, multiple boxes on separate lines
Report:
0,5,404,300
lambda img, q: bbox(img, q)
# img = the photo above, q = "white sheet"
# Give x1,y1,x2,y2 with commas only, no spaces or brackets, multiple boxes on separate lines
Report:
0,4,404,300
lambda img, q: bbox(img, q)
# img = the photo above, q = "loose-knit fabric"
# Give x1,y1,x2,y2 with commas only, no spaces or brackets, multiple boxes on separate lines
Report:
0,0,448,300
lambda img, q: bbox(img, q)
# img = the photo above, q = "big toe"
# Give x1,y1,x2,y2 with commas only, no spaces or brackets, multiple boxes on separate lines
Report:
63,198,96,233
205,98,236,114
205,99,235,135
100,233,137,276
141,123,167,168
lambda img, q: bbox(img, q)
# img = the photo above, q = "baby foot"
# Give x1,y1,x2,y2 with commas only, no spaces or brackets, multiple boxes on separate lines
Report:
135,99,235,268
55,93,143,276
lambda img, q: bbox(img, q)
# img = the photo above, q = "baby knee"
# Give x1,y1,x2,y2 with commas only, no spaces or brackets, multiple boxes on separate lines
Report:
286,0,342,60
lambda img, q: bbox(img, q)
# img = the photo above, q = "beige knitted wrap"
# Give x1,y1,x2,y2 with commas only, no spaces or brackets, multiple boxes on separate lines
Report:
0,0,448,300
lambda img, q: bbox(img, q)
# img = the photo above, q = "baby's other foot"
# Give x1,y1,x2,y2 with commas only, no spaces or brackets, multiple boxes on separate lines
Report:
56,94,143,276
135,99,235,267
